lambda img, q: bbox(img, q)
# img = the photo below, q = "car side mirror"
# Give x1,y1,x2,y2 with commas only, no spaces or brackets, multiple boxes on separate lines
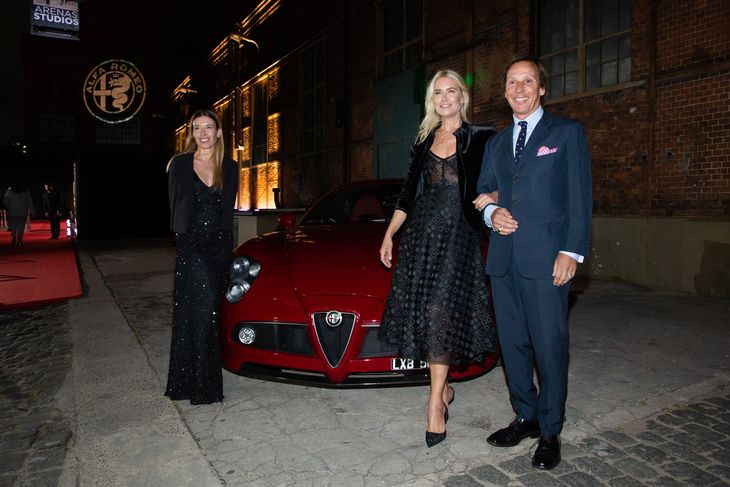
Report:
277,211,297,231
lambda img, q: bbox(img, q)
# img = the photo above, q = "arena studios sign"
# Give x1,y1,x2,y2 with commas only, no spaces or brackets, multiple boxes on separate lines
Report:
30,0,80,40
83,59,146,124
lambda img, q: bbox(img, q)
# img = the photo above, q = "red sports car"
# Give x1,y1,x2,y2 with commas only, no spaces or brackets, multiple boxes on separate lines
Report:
220,180,498,385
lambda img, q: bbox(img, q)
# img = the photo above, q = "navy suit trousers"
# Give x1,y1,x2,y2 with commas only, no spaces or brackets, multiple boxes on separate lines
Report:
490,256,570,435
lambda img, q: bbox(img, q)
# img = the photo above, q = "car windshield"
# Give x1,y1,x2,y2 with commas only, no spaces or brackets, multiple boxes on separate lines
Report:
300,184,401,225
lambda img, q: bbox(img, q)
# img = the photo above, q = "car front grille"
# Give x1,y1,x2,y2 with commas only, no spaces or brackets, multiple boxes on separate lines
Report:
232,322,315,356
358,327,398,357
312,311,355,368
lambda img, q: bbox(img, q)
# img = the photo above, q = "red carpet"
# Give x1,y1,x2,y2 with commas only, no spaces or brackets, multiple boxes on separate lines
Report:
0,220,82,309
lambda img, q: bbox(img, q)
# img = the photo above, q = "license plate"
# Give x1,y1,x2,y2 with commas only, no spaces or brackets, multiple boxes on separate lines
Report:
390,358,429,370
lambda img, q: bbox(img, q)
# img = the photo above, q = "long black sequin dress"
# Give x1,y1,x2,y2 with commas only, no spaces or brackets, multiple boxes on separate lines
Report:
165,174,230,404
379,151,496,364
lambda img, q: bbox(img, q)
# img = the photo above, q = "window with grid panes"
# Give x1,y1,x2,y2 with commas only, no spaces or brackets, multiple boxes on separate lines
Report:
95,118,140,145
538,0,631,98
39,114,76,143
382,0,422,77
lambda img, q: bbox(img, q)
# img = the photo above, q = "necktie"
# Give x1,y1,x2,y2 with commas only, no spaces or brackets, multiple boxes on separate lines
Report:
514,121,527,163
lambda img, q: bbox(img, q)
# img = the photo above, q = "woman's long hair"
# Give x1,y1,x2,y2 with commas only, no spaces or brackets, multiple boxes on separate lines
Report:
416,69,470,144
167,109,226,189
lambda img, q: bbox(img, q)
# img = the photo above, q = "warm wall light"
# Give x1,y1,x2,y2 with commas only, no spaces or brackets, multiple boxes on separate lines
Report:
239,0,281,35
267,67,280,100
239,167,251,211
267,113,280,155
213,96,231,119
254,161,280,209
241,87,251,118
229,33,260,52
209,38,230,66
238,159,279,210
172,76,194,102
234,62,281,211
240,127,251,160
212,96,234,154
175,125,186,153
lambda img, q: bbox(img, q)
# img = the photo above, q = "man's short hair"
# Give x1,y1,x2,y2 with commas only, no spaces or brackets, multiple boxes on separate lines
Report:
503,55,548,91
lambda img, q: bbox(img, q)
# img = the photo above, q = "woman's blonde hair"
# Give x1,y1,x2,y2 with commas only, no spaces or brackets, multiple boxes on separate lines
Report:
416,69,470,144
167,109,226,189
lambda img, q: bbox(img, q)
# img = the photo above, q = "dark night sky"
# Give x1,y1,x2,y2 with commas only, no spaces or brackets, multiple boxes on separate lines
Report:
1,1,28,145
0,0,256,147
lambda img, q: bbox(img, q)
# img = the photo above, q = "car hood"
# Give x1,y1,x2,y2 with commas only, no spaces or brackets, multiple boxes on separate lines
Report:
283,224,394,300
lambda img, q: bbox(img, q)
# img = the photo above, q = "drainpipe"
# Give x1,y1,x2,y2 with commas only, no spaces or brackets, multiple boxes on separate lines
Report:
645,1,657,217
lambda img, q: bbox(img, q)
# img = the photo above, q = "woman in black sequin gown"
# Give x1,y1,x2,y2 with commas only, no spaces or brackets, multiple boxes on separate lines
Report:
165,109,239,405
378,71,498,446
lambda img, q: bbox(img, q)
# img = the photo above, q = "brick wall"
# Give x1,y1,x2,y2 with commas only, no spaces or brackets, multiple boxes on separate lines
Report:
651,0,730,216
241,0,730,218
459,0,730,218
554,87,651,215
655,0,730,73
653,73,730,216
551,0,729,217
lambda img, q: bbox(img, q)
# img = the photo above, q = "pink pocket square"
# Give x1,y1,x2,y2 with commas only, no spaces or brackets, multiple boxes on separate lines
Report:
537,146,559,156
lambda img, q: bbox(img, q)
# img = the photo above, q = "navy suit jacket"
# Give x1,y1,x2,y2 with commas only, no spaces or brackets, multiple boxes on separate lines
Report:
476,111,592,279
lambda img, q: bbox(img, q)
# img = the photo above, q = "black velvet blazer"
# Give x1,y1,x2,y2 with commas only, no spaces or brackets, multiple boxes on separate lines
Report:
394,122,496,233
168,153,239,233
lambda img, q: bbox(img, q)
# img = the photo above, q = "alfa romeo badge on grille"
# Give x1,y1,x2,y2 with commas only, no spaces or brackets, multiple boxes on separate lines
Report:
325,310,342,327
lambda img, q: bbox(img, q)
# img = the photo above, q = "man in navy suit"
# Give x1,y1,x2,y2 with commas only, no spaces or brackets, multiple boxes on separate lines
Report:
475,56,592,470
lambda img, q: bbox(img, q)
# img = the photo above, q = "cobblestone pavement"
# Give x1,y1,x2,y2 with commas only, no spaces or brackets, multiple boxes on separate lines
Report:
0,304,73,487
443,391,730,486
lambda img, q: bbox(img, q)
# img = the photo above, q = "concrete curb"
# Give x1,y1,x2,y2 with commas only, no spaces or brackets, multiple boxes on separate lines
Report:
63,251,221,487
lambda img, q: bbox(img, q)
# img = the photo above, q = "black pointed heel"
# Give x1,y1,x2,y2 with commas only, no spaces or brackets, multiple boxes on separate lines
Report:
444,386,455,423
425,430,447,447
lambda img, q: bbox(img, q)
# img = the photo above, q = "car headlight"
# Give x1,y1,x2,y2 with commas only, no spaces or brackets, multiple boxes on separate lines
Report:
226,256,260,303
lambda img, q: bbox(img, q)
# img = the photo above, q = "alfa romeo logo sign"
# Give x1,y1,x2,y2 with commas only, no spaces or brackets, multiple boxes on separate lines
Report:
325,311,343,327
83,59,146,124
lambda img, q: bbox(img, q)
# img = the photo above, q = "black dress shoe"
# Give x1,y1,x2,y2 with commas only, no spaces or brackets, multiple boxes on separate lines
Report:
487,417,540,447
532,435,561,470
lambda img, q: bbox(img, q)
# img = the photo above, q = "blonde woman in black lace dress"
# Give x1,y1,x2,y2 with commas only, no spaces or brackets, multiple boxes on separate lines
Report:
379,70,497,447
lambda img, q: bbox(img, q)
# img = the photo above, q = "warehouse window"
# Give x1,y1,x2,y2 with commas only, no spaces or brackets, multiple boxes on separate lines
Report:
95,118,140,145
39,113,76,144
538,0,631,98
379,0,423,77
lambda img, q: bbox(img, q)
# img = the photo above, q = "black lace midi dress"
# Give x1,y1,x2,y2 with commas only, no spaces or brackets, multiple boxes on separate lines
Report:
379,151,496,364
165,174,230,404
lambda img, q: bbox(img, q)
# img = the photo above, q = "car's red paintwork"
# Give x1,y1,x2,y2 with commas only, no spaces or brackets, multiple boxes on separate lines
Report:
220,180,498,385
